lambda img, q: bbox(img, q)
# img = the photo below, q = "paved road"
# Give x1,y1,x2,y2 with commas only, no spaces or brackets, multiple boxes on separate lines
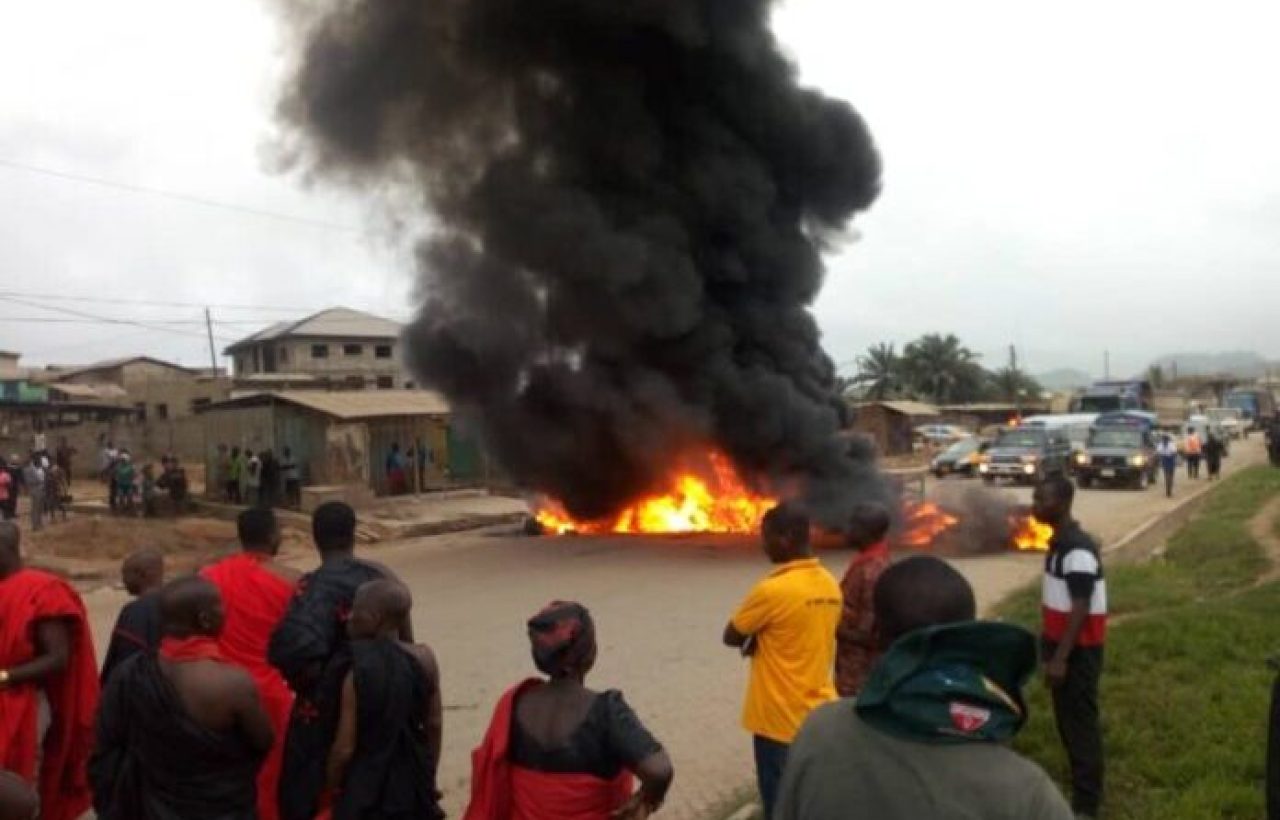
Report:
78,435,1267,819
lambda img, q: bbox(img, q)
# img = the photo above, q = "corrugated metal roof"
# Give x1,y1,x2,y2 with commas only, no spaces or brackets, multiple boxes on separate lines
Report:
206,389,450,420
47,356,193,382
858,400,940,417
48,383,129,400
224,308,402,352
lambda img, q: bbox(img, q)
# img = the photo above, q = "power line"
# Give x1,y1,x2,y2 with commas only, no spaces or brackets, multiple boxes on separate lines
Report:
0,295,236,344
0,289,412,318
0,157,362,233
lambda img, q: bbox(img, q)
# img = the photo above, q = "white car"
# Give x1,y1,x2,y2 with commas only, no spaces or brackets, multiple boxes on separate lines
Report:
914,424,970,446
1206,407,1245,440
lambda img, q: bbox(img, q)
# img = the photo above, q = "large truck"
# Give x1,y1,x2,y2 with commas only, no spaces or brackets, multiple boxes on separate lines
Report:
1224,388,1277,433
1153,389,1191,430
1070,380,1153,414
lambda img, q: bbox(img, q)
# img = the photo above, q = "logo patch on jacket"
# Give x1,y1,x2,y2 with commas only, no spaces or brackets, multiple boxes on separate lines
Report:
949,701,991,733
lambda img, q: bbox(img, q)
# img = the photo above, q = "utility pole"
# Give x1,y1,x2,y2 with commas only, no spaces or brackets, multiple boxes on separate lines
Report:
1009,344,1021,420
204,307,219,379
1104,350,1111,380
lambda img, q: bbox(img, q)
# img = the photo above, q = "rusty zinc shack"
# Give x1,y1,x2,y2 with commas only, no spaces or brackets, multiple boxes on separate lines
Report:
198,390,486,497
849,400,940,456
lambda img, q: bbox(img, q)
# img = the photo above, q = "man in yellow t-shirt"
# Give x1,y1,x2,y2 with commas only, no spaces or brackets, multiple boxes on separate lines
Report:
723,503,842,819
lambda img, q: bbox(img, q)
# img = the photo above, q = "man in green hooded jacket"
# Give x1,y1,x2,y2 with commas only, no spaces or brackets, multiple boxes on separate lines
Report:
774,556,1072,820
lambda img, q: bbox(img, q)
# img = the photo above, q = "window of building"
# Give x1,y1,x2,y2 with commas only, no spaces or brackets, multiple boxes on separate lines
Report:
135,402,147,422
278,346,289,363
344,375,366,389
155,403,169,421
311,344,329,359
344,343,363,357
190,397,212,413
375,344,393,359
376,376,394,389
236,355,246,373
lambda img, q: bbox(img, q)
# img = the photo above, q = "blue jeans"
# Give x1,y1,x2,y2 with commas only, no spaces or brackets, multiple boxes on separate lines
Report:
753,735,790,819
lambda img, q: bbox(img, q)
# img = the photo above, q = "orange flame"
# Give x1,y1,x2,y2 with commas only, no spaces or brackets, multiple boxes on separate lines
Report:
1010,514,1053,551
899,501,959,548
534,451,776,535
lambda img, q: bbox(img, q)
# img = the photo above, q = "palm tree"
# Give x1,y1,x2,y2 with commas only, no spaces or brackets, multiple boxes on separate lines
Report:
901,334,984,404
990,366,1043,403
854,342,901,400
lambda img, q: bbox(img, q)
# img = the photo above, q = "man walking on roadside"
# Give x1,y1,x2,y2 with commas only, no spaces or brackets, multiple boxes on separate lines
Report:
723,504,841,819
1034,475,1107,820
1156,434,1178,498
1183,427,1202,479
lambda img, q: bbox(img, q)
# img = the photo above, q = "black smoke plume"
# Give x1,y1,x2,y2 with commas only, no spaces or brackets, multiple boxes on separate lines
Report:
276,0,886,526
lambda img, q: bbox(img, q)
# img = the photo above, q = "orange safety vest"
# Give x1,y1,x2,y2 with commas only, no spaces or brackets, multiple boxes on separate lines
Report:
1185,435,1202,455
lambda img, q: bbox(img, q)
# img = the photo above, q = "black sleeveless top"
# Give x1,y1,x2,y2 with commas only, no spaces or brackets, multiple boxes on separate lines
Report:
509,689,662,780
334,639,443,820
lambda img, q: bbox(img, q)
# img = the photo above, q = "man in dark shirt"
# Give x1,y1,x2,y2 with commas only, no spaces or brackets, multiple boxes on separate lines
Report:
99,549,164,685
1035,475,1107,820
269,502,403,820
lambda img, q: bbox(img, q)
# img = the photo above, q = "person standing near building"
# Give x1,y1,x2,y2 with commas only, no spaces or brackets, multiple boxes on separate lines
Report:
835,501,892,698
723,504,842,820
1034,476,1107,820
54,439,74,488
245,450,262,508
1156,434,1178,498
280,447,301,509
0,463,11,524
20,455,44,533
227,446,243,504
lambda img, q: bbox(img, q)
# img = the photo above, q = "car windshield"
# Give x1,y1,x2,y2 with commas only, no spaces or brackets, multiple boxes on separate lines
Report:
995,430,1044,448
1078,396,1122,413
1089,429,1142,448
942,439,978,458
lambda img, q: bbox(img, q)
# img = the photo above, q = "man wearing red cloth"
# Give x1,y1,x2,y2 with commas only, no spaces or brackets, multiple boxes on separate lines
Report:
202,507,300,820
0,520,99,820
90,576,274,819
835,502,893,698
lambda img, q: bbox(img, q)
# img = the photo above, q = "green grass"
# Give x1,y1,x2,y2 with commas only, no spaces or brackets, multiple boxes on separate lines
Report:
994,466,1280,820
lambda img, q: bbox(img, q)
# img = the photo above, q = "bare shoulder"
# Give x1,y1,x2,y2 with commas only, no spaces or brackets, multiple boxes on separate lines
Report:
400,641,439,680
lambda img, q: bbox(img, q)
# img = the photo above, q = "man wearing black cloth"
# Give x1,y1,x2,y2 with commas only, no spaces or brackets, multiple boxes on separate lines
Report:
99,548,164,684
90,577,274,819
269,502,406,820
327,579,443,820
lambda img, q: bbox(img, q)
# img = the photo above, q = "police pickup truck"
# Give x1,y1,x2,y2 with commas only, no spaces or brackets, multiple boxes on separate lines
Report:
1074,413,1156,490
978,426,1073,485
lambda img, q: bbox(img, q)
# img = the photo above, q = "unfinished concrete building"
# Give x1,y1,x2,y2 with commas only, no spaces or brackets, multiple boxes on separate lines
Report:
224,307,408,390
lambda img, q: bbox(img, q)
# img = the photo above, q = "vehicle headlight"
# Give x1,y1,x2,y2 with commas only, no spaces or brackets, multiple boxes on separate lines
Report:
1023,463,1037,474
1130,455,1146,466
978,462,990,473
1075,453,1089,465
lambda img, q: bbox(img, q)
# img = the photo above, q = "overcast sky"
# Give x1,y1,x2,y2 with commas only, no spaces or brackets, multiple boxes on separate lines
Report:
2,0,1279,378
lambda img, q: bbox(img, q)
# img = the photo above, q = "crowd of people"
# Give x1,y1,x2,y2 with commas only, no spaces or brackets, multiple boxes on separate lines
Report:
213,444,302,510
96,440,190,517
1155,426,1229,498
0,445,73,531
0,476,1107,820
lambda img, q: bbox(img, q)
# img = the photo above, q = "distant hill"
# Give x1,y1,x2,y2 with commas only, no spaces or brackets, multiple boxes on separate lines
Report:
1036,368,1094,391
1150,351,1274,379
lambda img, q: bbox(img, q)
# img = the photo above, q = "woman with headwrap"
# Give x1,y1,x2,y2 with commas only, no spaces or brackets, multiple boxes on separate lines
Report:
465,602,673,820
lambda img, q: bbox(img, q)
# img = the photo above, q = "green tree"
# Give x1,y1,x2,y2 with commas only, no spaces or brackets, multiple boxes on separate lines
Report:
853,342,901,400
901,333,986,403
989,366,1044,404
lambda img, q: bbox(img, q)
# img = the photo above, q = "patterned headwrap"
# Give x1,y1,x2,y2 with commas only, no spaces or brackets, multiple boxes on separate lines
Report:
527,601,596,678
